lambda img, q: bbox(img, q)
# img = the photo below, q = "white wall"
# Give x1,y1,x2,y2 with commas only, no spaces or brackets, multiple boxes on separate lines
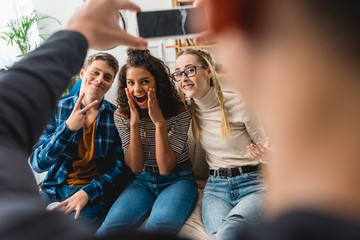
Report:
32,0,174,104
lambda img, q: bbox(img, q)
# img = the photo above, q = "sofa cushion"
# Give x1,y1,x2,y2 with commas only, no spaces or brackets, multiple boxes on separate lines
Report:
187,128,209,180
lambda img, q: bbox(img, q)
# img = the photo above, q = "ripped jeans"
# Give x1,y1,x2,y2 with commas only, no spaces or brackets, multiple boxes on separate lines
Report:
202,170,266,240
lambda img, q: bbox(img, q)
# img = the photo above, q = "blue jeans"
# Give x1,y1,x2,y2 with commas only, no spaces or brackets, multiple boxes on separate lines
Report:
202,170,266,240
40,184,115,230
97,166,198,236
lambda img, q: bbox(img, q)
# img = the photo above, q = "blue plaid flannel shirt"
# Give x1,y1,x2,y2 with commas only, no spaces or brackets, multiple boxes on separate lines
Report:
30,94,129,203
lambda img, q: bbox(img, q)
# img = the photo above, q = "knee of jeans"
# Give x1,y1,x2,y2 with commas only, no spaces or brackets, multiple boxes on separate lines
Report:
225,214,246,224
97,221,126,237
216,215,248,240
145,220,179,235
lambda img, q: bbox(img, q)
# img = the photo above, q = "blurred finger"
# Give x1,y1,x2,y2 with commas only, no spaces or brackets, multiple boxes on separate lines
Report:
193,0,208,7
113,0,141,13
114,28,148,50
194,30,215,45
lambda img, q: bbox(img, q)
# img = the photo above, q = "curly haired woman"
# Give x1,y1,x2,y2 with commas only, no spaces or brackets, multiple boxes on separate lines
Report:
97,49,197,236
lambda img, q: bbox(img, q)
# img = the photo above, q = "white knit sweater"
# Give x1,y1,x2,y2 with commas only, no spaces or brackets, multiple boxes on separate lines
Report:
193,87,266,170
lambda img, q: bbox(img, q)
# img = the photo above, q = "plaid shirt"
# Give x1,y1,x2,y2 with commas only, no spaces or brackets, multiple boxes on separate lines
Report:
30,94,128,203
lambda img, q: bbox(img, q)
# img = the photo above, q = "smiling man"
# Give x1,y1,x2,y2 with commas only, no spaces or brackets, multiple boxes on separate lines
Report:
29,52,130,229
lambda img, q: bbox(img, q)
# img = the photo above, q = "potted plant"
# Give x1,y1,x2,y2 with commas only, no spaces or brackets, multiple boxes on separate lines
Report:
0,10,60,57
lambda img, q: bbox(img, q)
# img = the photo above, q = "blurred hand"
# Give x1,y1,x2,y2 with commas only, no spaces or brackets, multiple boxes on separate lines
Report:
193,0,215,45
53,190,89,220
248,137,273,163
65,0,147,50
193,0,207,7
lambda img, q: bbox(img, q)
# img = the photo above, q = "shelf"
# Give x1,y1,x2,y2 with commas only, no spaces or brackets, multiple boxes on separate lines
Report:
166,44,217,49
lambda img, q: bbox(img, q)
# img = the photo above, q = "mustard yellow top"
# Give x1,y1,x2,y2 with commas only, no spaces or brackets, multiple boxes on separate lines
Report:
66,119,102,187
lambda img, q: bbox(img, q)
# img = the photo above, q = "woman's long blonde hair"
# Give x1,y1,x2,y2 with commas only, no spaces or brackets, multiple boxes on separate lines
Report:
176,48,231,141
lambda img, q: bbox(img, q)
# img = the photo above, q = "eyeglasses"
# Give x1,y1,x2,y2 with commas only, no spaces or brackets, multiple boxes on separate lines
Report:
172,65,208,82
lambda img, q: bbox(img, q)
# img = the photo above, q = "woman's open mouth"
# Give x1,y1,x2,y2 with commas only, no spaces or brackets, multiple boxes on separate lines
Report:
183,84,194,91
134,95,147,105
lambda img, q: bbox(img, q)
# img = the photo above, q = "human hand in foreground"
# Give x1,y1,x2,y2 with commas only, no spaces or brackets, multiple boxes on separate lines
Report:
53,190,89,220
65,0,147,50
193,0,215,45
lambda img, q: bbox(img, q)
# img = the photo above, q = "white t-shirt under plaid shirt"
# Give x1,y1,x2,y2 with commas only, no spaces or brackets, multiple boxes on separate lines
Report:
114,110,191,167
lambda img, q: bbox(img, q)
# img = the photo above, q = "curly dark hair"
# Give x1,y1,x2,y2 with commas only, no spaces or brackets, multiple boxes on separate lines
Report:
117,49,183,119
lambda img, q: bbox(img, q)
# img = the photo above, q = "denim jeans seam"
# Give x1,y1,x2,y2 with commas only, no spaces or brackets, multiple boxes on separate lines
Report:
134,208,153,229
177,184,198,228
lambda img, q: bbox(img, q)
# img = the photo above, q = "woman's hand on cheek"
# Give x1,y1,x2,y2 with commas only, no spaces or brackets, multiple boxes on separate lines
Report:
125,88,139,125
148,88,165,126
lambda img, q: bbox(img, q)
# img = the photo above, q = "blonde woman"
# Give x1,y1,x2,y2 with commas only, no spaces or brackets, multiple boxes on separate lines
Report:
174,48,268,240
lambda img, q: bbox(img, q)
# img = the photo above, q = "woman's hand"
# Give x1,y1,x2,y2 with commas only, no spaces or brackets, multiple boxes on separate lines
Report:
148,88,165,126
52,190,89,220
125,88,139,126
248,137,273,163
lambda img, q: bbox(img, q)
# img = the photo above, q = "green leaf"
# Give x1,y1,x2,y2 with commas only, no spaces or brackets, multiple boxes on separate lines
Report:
0,10,61,55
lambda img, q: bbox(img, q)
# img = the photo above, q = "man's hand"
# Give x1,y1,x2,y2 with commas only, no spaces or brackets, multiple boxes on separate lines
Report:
193,0,215,45
65,93,98,131
53,190,89,220
65,0,148,50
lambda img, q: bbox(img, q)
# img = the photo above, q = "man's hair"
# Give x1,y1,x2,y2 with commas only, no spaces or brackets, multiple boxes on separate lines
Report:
83,52,119,76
